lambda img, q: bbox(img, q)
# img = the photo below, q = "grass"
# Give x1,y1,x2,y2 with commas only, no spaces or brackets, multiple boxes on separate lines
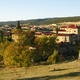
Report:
59,21,80,26
0,60,80,80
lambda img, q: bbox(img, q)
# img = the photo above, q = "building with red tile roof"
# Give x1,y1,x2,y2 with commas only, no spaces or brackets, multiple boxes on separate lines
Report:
56,24,80,43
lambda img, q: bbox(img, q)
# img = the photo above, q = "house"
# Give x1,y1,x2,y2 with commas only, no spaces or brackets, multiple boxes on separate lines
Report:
35,32,53,37
12,29,22,43
56,34,77,43
12,34,20,43
3,31,11,38
60,25,80,34
55,24,80,43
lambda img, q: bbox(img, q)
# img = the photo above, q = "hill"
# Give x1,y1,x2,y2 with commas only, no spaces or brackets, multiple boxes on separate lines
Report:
1,16,80,26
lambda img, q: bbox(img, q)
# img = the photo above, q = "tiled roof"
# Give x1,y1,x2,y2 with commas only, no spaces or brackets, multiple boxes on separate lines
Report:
35,32,53,36
58,30,66,32
4,31,10,35
68,25,77,29
61,24,80,29
58,34,69,36
58,33,76,36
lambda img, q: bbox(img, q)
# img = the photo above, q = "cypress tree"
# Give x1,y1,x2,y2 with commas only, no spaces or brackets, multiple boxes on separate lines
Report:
56,26,58,35
0,30,3,42
16,21,21,30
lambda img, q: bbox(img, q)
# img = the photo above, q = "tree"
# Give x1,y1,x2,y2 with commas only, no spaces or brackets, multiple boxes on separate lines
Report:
17,31,35,46
34,35,57,61
56,26,58,35
0,41,10,61
0,30,3,42
16,21,22,30
3,43,28,67
47,49,59,64
3,42,39,67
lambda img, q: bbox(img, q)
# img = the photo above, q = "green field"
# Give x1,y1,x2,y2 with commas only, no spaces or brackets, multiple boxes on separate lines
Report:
0,60,80,80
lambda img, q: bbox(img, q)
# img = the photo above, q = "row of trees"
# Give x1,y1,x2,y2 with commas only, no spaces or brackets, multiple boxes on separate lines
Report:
0,16,80,25
20,16,80,25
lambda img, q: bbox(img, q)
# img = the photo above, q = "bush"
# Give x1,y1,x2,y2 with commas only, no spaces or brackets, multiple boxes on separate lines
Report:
0,41,10,62
34,35,57,61
3,42,41,67
47,49,59,64
3,43,29,67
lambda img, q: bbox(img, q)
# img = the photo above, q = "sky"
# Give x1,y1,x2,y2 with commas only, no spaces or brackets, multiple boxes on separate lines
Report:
0,0,80,22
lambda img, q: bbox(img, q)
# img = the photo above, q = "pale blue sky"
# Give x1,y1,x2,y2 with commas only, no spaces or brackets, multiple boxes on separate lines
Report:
0,0,80,21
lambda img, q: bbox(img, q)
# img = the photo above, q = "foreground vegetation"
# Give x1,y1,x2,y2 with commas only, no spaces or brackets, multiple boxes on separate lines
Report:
0,60,80,80
0,21,79,67
0,24,58,67
0,21,80,80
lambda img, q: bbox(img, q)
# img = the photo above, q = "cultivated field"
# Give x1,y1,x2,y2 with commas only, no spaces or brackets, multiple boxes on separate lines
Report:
0,60,80,80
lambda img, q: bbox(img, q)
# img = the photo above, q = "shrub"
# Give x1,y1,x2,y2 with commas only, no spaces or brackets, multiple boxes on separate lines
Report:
0,41,11,62
47,49,59,64
3,42,41,67
34,35,57,61
3,43,30,67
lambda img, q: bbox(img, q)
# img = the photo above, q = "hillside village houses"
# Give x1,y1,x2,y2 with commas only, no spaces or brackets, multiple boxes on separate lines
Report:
1,22,80,44
0,23,79,58
34,24,80,44
53,24,80,43
52,24,80,58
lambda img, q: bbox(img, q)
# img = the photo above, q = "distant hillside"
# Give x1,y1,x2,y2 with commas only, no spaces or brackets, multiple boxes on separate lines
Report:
59,21,80,26
0,16,80,25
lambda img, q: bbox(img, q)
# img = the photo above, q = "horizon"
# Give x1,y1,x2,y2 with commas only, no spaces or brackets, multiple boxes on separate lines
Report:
0,16,80,23
0,0,80,22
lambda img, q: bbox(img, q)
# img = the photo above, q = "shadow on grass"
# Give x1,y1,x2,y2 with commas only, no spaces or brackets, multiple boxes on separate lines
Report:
0,61,5,69
58,59,76,64
0,65,5,69
50,68,68,72
17,72,80,80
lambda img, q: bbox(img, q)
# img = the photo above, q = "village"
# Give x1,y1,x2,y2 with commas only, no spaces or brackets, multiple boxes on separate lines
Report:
1,23,80,43
0,22,79,61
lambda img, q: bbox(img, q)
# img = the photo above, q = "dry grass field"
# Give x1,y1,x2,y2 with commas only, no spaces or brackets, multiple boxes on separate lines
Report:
58,21,80,26
0,60,80,80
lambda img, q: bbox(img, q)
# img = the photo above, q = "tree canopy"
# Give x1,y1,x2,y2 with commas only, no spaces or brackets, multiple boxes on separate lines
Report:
16,21,21,30
34,35,57,60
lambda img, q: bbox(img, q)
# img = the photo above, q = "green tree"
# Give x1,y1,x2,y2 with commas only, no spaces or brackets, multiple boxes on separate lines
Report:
3,42,39,67
16,21,22,31
56,26,58,35
0,30,3,42
17,31,35,46
34,35,57,61
0,41,10,61
47,49,59,64
3,43,28,67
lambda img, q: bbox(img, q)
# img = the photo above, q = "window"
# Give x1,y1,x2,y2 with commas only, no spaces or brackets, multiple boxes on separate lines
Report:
74,30,76,32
